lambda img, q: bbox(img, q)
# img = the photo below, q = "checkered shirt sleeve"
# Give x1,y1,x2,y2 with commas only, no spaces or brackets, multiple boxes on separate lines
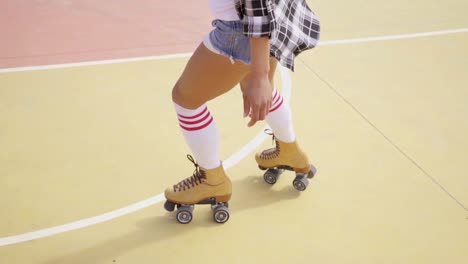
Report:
235,0,275,38
235,0,321,71
270,0,320,70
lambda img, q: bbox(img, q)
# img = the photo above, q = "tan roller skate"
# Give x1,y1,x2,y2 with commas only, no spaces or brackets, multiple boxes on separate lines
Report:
164,155,232,224
255,133,317,191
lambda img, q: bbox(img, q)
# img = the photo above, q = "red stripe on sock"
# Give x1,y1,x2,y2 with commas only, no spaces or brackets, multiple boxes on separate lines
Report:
178,110,210,125
271,93,282,109
179,116,214,131
177,106,208,120
269,97,284,113
272,90,279,102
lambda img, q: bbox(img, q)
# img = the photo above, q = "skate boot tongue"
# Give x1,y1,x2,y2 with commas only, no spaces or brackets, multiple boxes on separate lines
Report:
260,129,280,160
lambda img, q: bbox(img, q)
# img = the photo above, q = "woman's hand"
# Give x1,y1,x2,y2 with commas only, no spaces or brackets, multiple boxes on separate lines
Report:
243,36,272,127
243,71,272,127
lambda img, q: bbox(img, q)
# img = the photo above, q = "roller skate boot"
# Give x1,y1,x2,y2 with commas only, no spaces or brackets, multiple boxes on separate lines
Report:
255,133,317,191
164,155,232,224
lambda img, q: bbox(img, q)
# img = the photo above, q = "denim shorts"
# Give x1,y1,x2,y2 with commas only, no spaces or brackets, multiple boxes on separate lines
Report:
203,19,251,65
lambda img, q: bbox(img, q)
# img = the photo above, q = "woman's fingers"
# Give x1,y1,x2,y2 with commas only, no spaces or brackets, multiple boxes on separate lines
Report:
243,94,251,118
258,103,267,122
242,71,272,127
247,99,270,127
248,102,260,127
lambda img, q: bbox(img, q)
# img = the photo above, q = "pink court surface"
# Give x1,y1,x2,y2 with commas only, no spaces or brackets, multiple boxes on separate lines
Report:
1,0,468,263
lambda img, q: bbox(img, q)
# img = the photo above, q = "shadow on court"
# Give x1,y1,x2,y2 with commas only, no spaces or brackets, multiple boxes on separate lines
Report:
42,174,310,264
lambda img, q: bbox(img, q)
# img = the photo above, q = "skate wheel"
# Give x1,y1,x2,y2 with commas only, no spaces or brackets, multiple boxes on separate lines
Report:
307,164,317,179
164,201,176,212
213,205,230,224
293,175,309,191
176,206,193,224
263,168,281,185
258,165,267,171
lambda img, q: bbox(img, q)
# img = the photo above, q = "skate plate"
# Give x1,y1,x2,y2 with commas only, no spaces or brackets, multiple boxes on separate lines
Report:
164,198,230,224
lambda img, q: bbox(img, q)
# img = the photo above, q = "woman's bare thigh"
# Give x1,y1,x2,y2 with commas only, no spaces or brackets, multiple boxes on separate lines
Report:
172,43,250,109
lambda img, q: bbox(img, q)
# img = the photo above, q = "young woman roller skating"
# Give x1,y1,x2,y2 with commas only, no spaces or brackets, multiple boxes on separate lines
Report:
163,0,321,224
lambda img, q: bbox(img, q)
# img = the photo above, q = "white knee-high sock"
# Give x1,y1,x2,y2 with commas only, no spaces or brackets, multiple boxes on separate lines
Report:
266,89,296,143
174,103,221,170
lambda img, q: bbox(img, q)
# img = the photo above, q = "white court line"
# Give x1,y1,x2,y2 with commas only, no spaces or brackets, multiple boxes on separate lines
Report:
0,64,290,248
1,28,467,74
317,28,468,46
1,27,467,247
0,53,192,74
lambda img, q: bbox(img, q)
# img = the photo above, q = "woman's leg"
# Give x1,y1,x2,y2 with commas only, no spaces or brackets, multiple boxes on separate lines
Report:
164,43,250,210
172,43,249,170
173,43,249,109
242,59,314,177
240,58,295,143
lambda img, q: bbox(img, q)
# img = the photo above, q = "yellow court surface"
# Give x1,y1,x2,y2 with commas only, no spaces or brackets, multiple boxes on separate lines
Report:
1,0,468,263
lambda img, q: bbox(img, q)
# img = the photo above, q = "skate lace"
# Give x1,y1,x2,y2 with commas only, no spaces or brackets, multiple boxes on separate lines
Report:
260,129,280,160
173,155,207,192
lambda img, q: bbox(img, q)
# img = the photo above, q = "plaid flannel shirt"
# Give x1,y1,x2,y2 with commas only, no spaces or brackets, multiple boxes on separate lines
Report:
235,0,320,71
